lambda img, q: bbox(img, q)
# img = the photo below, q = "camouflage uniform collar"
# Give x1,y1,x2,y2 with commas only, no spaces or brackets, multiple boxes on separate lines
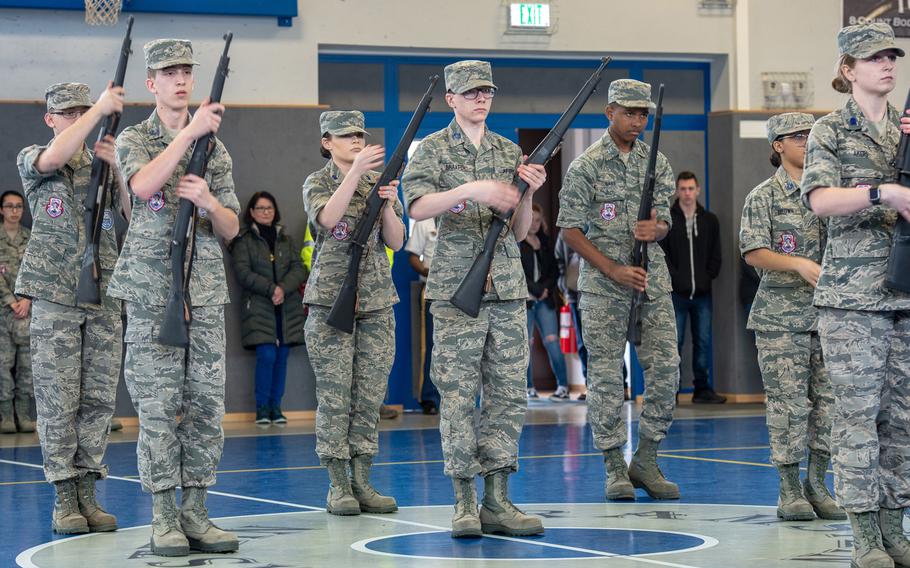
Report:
773,166,801,195
447,118,494,151
841,96,898,132
599,131,647,160
146,108,192,141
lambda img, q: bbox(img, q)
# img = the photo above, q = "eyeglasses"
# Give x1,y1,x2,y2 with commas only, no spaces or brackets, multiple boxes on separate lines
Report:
778,133,809,145
253,206,275,212
50,109,86,120
461,87,496,101
1,204,23,210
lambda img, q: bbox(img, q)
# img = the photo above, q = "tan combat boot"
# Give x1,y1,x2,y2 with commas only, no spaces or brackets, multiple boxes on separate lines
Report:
14,396,34,433
776,463,815,521
0,400,15,434
52,478,88,534
451,477,481,538
325,458,360,515
77,472,117,532
350,455,397,513
628,438,680,499
479,470,544,536
879,508,910,567
803,450,846,520
604,448,635,500
150,488,189,557
849,511,895,568
180,487,239,553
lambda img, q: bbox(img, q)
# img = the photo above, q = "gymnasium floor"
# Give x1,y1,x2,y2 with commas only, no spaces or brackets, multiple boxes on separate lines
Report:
0,401,860,567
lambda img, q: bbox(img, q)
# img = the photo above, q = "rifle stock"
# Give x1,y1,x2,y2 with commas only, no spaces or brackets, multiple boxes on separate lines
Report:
76,15,134,305
158,32,233,347
626,84,665,346
450,56,612,317
886,90,910,293
325,75,440,333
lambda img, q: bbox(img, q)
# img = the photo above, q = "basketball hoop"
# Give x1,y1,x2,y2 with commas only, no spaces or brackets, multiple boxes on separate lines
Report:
85,0,122,25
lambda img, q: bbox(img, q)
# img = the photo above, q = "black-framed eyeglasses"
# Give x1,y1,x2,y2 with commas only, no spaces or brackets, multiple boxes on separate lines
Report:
777,132,809,145
50,109,86,120
253,206,275,212
2,204,23,210
461,87,496,101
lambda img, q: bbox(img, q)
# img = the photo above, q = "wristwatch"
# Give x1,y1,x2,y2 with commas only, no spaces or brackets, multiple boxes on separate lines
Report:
869,185,882,206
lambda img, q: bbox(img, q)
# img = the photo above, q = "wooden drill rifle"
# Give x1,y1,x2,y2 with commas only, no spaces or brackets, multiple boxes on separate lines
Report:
75,15,134,305
326,75,440,333
158,32,233,347
885,89,910,292
450,56,612,317
626,84,665,346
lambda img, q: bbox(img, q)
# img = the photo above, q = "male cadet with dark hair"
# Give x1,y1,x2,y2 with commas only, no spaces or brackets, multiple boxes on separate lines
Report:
558,79,681,502
16,81,124,535
113,39,240,557
402,60,547,538
0,190,32,435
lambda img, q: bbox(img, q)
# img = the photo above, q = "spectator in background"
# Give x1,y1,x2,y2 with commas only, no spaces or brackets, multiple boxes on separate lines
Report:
522,204,570,402
231,191,308,425
660,171,725,404
405,217,440,415
555,227,588,400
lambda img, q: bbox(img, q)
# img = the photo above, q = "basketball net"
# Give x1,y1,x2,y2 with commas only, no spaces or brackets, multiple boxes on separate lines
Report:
84,0,122,25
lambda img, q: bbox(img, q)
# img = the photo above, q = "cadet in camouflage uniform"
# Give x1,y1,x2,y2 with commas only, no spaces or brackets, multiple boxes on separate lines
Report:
0,191,32,434
402,60,547,538
557,79,681,502
113,39,240,557
802,23,910,568
16,82,123,535
740,112,844,522
301,110,404,516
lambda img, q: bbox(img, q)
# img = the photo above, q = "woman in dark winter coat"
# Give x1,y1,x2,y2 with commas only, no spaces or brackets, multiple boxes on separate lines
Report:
231,191,308,424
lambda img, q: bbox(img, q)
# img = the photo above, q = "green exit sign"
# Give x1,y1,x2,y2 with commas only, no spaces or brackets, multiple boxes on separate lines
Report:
509,3,551,29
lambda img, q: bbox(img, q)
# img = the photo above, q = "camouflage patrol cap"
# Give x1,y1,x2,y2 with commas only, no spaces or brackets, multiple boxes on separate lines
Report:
444,60,497,94
608,79,656,110
319,110,369,136
144,39,199,70
838,23,905,58
766,112,816,145
45,82,92,112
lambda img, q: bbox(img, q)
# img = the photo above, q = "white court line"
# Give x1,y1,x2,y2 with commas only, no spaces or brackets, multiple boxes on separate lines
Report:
5,455,770,568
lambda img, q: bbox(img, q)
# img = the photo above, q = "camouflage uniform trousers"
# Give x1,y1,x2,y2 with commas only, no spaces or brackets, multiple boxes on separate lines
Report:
430,300,528,479
305,305,395,463
122,302,226,493
818,307,910,512
0,307,31,404
580,291,680,450
31,299,120,482
755,330,832,465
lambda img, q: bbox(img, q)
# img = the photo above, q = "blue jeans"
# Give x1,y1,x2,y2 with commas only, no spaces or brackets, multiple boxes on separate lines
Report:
672,292,713,392
569,301,588,381
526,300,569,389
255,343,291,408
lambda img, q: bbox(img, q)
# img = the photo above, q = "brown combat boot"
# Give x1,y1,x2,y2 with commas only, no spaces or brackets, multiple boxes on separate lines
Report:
803,450,845,520
151,489,189,557
325,458,360,515
777,463,815,521
451,477,481,538
604,448,635,500
14,396,34,433
628,438,680,499
77,472,117,532
479,470,544,536
52,478,88,534
849,511,895,568
879,508,910,567
180,487,239,553
350,455,397,513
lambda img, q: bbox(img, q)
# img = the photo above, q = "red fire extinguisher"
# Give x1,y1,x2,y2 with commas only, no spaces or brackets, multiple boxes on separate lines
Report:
559,304,577,354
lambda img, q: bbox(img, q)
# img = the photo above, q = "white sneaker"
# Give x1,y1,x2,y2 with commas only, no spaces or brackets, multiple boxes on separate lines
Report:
527,388,540,399
549,386,570,402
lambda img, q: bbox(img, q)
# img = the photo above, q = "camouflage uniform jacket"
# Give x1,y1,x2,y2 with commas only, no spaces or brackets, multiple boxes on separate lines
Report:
301,159,403,311
0,226,30,307
801,97,910,311
15,142,120,307
401,118,524,302
556,132,675,305
112,110,240,307
740,166,825,332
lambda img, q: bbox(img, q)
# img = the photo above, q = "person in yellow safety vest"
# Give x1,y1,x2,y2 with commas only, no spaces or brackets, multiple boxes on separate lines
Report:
300,223,394,270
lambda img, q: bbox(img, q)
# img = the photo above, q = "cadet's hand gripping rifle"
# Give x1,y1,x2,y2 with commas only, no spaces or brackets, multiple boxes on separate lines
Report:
158,32,233,348
326,75,440,334
450,57,612,318
76,15,134,305
626,84,665,347
885,89,910,293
